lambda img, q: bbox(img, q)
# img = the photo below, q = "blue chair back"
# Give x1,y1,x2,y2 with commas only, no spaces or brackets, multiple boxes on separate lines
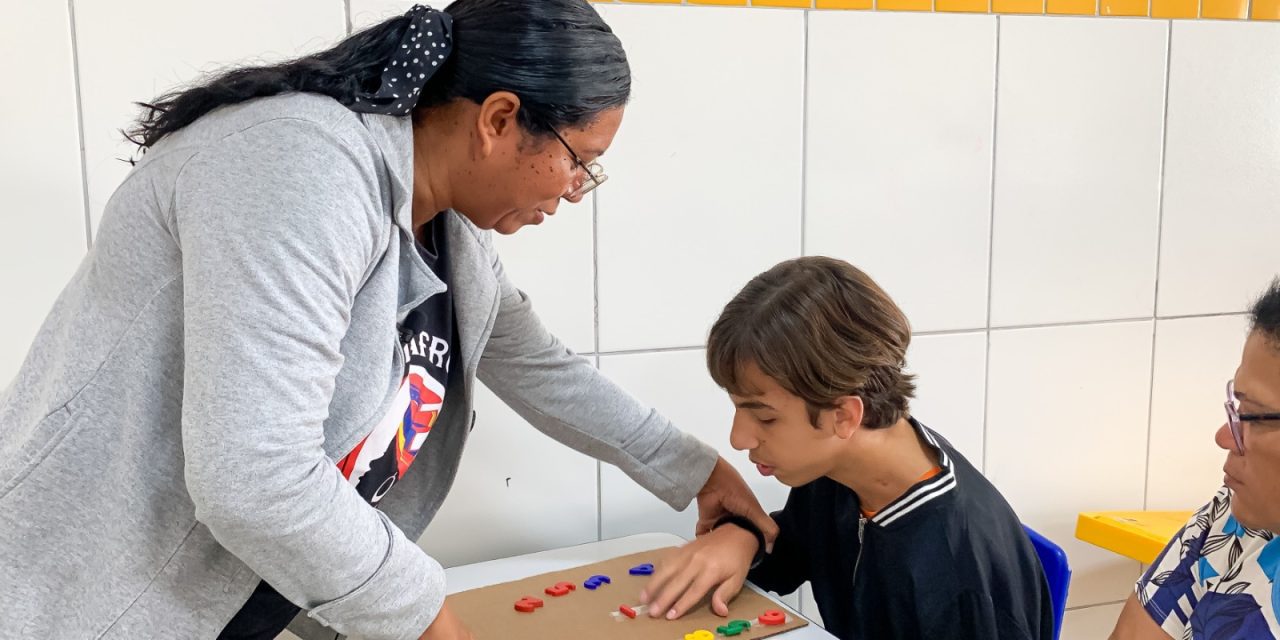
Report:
1024,525,1071,640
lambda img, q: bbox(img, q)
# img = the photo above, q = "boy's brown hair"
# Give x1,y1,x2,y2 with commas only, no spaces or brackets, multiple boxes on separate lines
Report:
707,257,916,429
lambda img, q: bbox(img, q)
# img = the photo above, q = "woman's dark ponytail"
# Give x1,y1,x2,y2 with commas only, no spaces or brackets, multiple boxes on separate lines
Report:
126,16,408,149
127,0,630,149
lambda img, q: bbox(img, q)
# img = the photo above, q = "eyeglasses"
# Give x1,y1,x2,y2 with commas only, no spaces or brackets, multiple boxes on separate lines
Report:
545,127,607,200
1223,379,1280,454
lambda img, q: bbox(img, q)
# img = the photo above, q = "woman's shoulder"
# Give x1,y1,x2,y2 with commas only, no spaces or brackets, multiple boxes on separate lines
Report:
158,94,396,263
150,93,381,164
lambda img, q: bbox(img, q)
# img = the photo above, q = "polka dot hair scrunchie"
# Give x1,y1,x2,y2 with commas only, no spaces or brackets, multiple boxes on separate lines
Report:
350,4,453,116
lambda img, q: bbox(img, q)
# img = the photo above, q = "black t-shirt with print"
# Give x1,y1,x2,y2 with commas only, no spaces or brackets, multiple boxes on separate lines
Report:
218,215,455,640
336,214,455,503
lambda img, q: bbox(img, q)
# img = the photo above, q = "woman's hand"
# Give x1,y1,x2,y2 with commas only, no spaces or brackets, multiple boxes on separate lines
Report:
694,457,778,547
418,602,476,640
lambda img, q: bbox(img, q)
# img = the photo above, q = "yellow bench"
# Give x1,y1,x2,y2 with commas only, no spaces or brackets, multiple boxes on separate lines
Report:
1075,511,1194,565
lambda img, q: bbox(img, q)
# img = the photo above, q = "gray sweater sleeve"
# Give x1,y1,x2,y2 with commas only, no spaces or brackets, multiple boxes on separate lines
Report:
174,117,444,640
473,229,718,511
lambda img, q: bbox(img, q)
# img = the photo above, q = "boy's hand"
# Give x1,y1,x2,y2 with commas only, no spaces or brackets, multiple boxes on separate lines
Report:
640,524,761,620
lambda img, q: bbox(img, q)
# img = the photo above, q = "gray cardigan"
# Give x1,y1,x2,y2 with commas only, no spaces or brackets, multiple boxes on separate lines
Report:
0,93,717,640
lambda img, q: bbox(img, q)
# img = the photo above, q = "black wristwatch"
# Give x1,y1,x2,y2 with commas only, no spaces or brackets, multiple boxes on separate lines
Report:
712,514,768,569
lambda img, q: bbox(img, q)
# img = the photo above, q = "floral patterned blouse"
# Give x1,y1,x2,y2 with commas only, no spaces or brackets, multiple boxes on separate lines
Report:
1138,486,1280,639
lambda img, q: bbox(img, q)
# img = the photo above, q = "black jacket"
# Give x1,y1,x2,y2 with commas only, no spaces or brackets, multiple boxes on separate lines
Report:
747,419,1055,640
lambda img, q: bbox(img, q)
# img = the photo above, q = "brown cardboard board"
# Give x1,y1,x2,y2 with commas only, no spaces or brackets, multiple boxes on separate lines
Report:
449,547,808,639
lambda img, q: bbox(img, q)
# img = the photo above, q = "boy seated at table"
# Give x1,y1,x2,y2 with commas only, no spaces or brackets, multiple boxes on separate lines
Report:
641,257,1055,640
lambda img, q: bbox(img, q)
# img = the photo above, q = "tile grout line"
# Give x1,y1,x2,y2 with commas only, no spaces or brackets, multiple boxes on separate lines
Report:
917,312,1249,335
797,10,811,614
586,311,1249,360
916,327,994,337
67,0,93,250
596,415,603,542
1143,21,1174,511
344,0,353,34
991,316,1158,332
593,189,604,543
981,14,1002,474
598,344,706,357
987,311,1246,332
1142,319,1161,510
1155,310,1249,321
800,9,810,256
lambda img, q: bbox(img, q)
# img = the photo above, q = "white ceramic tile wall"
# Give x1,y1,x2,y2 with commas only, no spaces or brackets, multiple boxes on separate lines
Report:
73,0,347,232
491,196,598,354
990,17,1167,327
799,583,823,628
0,2,89,386
349,0,416,28
1146,315,1252,511
598,349,791,539
907,332,989,470
1061,602,1125,640
1157,21,1280,318
419,381,599,568
805,12,996,333
986,321,1154,608
774,589,803,614
592,5,804,352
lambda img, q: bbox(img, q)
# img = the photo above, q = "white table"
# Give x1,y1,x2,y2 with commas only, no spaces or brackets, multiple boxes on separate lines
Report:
445,532,837,639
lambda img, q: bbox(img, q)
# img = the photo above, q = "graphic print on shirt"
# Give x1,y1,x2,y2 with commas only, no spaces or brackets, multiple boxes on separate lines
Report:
335,214,454,505
335,355,447,504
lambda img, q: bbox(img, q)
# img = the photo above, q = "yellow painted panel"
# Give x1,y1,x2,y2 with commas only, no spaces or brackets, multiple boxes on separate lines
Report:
1151,0,1198,17
1077,511,1193,564
1100,0,1147,15
1047,0,1095,14
938,0,990,11
1202,0,1246,17
687,0,748,4
993,0,1044,12
1251,0,1280,18
877,0,933,10
617,0,683,3
816,0,874,7
754,0,813,6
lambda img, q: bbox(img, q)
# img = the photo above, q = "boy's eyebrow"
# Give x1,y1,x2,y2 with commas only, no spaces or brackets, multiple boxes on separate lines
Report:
735,400,776,411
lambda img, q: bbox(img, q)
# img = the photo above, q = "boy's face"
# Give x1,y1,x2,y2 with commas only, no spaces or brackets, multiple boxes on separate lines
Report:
726,361,851,488
1217,330,1280,530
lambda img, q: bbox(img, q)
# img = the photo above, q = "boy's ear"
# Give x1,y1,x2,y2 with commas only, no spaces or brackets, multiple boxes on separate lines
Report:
831,396,865,439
